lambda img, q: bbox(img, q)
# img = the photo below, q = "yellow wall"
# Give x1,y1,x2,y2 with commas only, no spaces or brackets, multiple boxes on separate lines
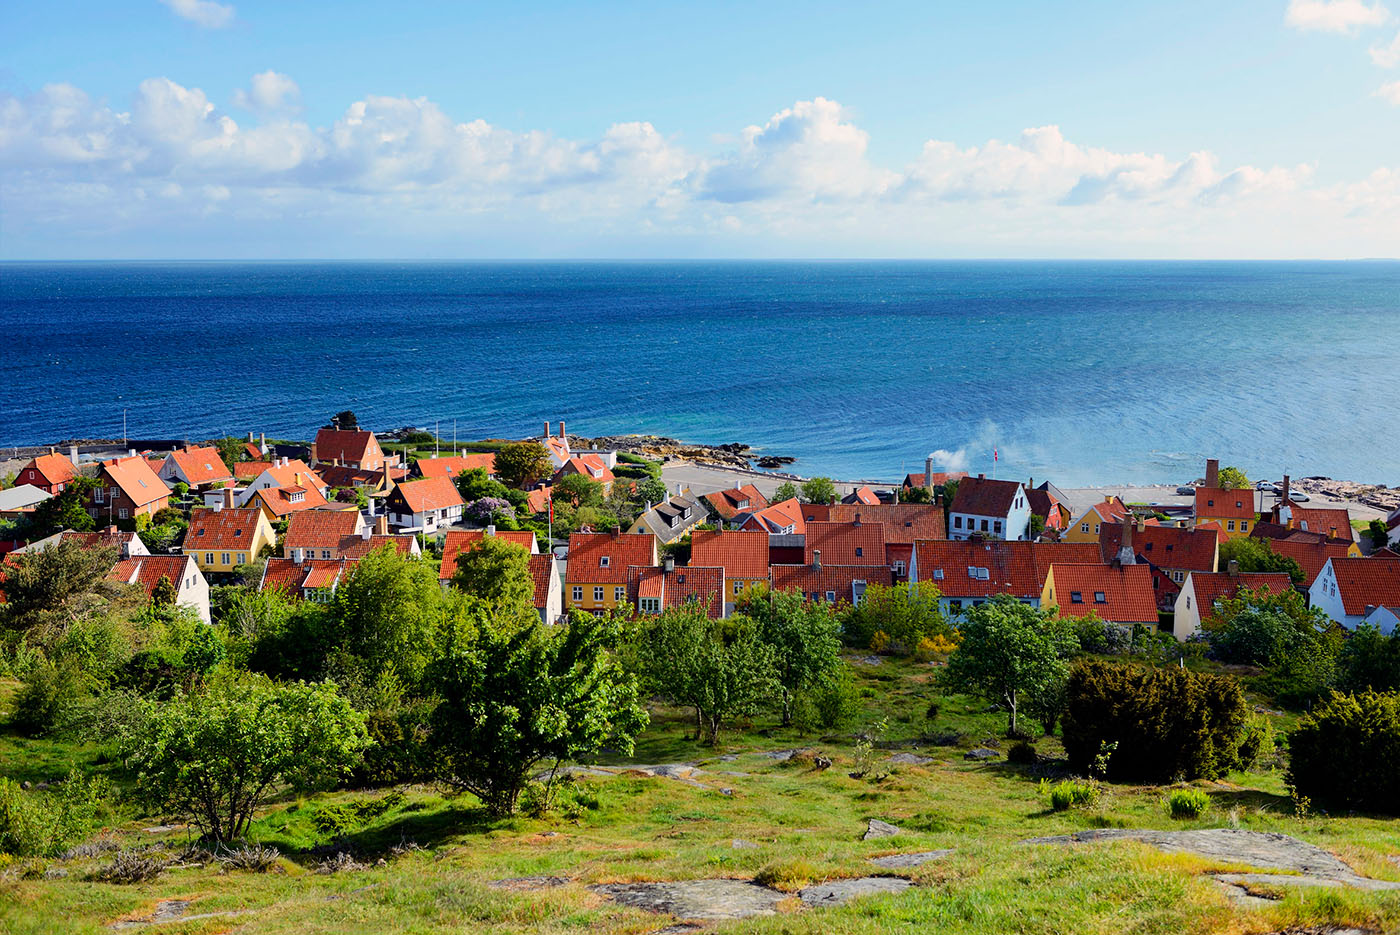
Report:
1194,514,1255,541
1062,506,1111,543
184,515,275,574
564,581,631,611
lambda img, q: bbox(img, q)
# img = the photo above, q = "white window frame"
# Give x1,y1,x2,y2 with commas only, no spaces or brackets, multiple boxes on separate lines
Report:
572,585,583,601
593,586,604,602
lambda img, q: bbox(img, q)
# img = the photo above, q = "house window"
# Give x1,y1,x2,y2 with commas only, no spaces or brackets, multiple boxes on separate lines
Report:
1070,591,1083,603
1094,524,1100,534
614,586,625,601
322,549,332,559
855,547,863,557
734,581,743,595
640,597,661,613
994,521,1002,534
1081,523,1089,533
94,488,104,503
1227,520,1235,531
110,487,119,499
1094,591,1106,603
933,568,944,580
954,516,963,529
600,556,610,567
572,586,583,601
222,553,231,565
1241,521,1249,531
1207,499,1215,507
205,553,214,564
593,586,604,602
26,470,34,480
1186,596,1191,609
950,600,962,611
118,508,129,519
893,561,906,575
825,590,836,602
980,519,989,531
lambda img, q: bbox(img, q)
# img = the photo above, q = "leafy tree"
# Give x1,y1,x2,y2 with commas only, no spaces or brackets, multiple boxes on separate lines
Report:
327,544,448,686
1368,518,1390,551
800,477,836,505
150,574,177,607
604,481,639,527
1206,586,1329,665
1288,690,1400,814
1216,466,1250,490
28,476,98,538
553,472,603,508
938,478,961,508
843,582,950,653
772,482,799,504
636,608,777,745
900,485,932,504
943,594,1077,736
126,671,369,842
1029,514,1047,537
428,608,647,815
452,536,534,611
1217,536,1304,583
737,586,842,725
210,437,247,473
1337,625,1400,693
635,476,668,505
495,441,552,489
0,538,118,635
328,409,359,430
455,467,511,504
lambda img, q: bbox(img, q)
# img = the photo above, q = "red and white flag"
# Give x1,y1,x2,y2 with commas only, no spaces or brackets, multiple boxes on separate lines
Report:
993,448,999,462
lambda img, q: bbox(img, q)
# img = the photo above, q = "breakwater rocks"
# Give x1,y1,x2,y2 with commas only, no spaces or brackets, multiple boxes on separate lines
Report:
568,435,796,470
1292,477,1399,513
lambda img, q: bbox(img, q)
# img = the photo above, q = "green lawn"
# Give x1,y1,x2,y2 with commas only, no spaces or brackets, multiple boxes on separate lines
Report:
2,658,1398,934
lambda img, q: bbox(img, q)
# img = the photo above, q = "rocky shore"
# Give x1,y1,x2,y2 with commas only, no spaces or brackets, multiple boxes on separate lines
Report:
568,434,797,470
1290,476,1399,514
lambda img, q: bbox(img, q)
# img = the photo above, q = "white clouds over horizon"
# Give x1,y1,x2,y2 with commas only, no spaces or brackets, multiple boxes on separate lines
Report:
1,76,1397,258
1285,0,1390,33
159,0,235,29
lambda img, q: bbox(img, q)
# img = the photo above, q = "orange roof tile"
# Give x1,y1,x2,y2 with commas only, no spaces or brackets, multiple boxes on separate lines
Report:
1194,487,1256,521
235,461,271,481
108,555,197,596
804,521,888,566
949,475,1025,517
1187,571,1294,624
770,564,891,605
393,476,464,514
314,429,379,466
1326,557,1400,616
528,553,556,610
690,529,770,580
702,484,769,521
166,446,234,486
844,486,881,505
415,454,497,479
566,531,657,584
1286,505,1354,542
826,503,946,543
738,498,806,535
913,540,1102,599
252,483,332,517
902,470,967,488
1263,536,1352,587
22,452,78,487
100,456,168,507
627,565,725,618
1099,521,1217,572
1045,563,1158,624
187,507,266,551
284,511,362,551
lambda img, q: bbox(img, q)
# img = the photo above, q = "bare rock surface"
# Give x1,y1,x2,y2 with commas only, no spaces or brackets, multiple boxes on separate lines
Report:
489,875,569,891
591,880,786,920
863,819,901,840
888,753,934,766
799,876,912,906
869,850,953,869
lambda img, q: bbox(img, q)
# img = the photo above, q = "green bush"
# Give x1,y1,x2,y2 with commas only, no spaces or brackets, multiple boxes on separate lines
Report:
311,789,406,838
1287,690,1400,814
10,661,87,737
1007,740,1038,764
1061,660,1251,782
1044,780,1098,811
1166,788,1211,819
0,771,112,857
791,665,860,733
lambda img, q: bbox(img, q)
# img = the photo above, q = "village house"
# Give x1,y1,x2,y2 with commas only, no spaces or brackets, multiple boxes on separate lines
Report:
769,552,890,607
13,525,149,561
317,463,406,494
16,448,80,495
628,560,725,618
689,529,770,615
312,428,397,472
1041,562,1158,627
626,489,707,544
901,456,966,494
439,528,539,584
184,505,276,576
553,454,617,494
1192,459,1257,540
1172,566,1294,640
385,475,464,534
84,454,169,526
826,503,946,576
0,485,52,522
237,458,331,505
285,512,419,561
701,483,768,523
841,485,882,506
908,539,1102,617
564,529,657,612
1309,556,1400,631
947,474,1031,541
1025,479,1073,535
1062,496,1133,543
1098,517,1219,609
804,519,888,567
241,432,269,461
1256,534,1355,588
156,445,234,490
736,498,807,536
413,454,497,480
107,554,211,624
259,556,350,602
1262,478,1356,544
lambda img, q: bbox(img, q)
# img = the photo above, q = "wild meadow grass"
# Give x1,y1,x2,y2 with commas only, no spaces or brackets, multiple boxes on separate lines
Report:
1,658,1398,934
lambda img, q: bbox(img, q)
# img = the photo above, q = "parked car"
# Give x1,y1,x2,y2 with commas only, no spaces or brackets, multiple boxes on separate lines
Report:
1288,490,1311,502
1256,481,1279,492
1175,485,1196,496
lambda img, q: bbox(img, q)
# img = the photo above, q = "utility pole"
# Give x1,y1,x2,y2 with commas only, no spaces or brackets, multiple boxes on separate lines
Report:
435,420,440,457
123,408,128,447
453,419,457,455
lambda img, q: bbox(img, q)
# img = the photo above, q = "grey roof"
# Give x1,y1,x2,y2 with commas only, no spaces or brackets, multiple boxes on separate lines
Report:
0,484,52,512
634,495,707,542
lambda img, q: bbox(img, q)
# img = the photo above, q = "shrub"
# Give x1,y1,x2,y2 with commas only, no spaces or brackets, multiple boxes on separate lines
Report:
792,667,860,733
1073,617,1130,655
1235,713,1276,770
869,630,889,654
1061,660,1251,782
0,771,111,857
311,789,406,837
93,850,166,884
1287,690,1400,814
1166,788,1211,819
1007,740,1038,764
217,843,282,872
754,858,819,892
1044,780,1098,811
10,661,87,737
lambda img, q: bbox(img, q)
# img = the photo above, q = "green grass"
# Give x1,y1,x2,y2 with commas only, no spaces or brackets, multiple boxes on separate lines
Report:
3,657,1399,934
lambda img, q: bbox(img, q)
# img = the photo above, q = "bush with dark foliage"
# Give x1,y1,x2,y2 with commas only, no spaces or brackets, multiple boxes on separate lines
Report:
1287,690,1400,815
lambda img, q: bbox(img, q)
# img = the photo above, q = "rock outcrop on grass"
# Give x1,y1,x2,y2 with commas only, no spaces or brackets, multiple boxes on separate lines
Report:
868,850,953,869
862,818,901,840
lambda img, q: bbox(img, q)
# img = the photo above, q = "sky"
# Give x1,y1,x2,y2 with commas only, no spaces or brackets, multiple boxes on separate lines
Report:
2,0,1399,259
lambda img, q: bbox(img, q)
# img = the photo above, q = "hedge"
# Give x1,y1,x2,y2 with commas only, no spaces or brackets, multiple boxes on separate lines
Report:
1287,690,1400,814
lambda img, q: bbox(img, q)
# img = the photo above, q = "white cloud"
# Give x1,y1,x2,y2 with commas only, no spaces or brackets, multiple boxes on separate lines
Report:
232,71,301,115
1285,0,1390,33
0,79,1397,257
1375,79,1400,101
159,0,235,29
1370,29,1400,63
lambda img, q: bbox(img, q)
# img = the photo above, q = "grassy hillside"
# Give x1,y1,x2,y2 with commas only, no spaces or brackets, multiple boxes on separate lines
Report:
1,658,1398,934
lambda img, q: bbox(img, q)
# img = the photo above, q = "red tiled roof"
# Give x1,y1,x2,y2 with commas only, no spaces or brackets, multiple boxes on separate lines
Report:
627,565,725,618
690,529,770,580
252,483,333,517
1285,505,1354,542
259,459,327,492
284,511,362,552
1099,521,1217,572
826,503,946,543
108,555,197,596
167,446,234,486
1194,487,1256,521
1187,571,1294,624
844,486,881,505
902,471,967,488
770,564,891,605
738,498,806,535
566,531,657,584
314,429,378,466
22,453,79,487
702,484,769,521
1264,537,1352,587
243,442,262,460
913,540,1102,599
334,534,416,560
187,507,266,551
526,486,552,514
235,461,271,481
440,529,538,581
1025,488,1061,526
1325,557,1400,616
261,557,348,595
554,455,615,485
804,521,888,566
1044,563,1158,624
101,456,168,507
1072,497,1130,527
394,476,464,514
319,464,405,488
949,475,1025,517
415,454,497,479
528,553,555,610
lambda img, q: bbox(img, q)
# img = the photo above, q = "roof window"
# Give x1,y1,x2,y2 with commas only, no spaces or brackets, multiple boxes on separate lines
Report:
600,555,610,567
1070,591,1083,603
1094,591,1106,603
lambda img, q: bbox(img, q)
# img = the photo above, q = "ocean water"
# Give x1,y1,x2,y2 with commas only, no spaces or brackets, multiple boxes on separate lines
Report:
1,261,1397,487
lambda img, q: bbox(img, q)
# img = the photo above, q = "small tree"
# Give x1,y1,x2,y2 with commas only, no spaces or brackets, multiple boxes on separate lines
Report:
635,476,668,505
943,594,1076,736
0,537,118,635
428,608,647,815
1217,537,1304,583
28,477,99,538
452,536,534,611
800,477,836,505
901,485,932,504
1368,519,1390,551
150,574,177,607
772,482,799,504
495,441,552,490
737,586,842,725
455,467,510,504
1216,466,1250,490
1337,625,1400,693
126,672,368,842
553,472,603,508
328,544,447,685
844,581,949,653
328,410,359,430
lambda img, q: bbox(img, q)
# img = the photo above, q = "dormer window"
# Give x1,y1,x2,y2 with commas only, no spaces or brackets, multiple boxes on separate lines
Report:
933,568,944,580
600,556,610,567
1070,591,1084,603
234,529,242,537
1094,591,1106,603
855,547,863,557
289,490,305,503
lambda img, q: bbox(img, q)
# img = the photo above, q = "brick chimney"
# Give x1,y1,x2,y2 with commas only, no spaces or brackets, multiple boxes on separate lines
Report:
375,515,388,535
1205,458,1219,488
559,420,566,439
610,525,620,539
1281,474,1291,503
543,421,550,438
854,512,862,527
1117,517,1136,565
978,472,986,481
223,487,236,509
812,549,821,570
1227,559,1239,576
925,455,935,492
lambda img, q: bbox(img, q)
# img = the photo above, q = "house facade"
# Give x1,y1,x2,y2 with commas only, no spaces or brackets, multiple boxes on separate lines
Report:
909,539,1102,617
563,529,657,612
1172,569,1294,640
184,506,276,575
313,428,393,472
947,474,1031,541
157,446,234,489
84,455,169,526
690,529,771,615
108,554,210,624
1041,562,1158,627
626,491,707,544
1309,557,1400,630
385,476,464,534
17,450,80,495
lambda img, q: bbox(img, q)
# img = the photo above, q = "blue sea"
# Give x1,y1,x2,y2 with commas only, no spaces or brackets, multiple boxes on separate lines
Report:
1,261,1397,487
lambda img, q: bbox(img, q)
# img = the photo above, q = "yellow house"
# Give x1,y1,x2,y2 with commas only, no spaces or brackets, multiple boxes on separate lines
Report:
1192,487,1256,541
564,530,657,612
184,506,276,575
1062,497,1131,543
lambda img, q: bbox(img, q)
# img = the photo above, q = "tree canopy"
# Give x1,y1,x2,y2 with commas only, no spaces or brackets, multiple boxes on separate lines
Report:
736,586,842,725
800,477,836,505
451,536,535,613
495,441,553,489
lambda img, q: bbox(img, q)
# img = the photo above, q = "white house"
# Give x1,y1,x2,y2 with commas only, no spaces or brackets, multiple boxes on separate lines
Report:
108,554,211,624
947,474,1031,541
1171,568,1294,641
235,458,330,507
385,476,464,534
1309,557,1400,631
